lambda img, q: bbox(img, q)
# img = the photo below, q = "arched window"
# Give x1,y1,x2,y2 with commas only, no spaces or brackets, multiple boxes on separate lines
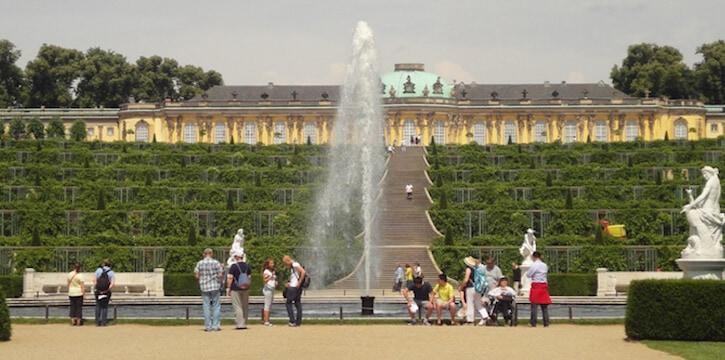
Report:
473,121,486,144
135,122,149,142
274,122,286,144
304,122,316,144
674,120,688,140
534,121,547,143
595,120,608,142
625,120,638,141
504,120,516,144
183,123,196,143
564,121,577,143
403,120,416,145
244,122,256,144
213,122,226,144
434,120,445,144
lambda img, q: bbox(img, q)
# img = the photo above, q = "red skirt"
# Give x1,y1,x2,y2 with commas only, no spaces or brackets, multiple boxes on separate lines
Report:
529,282,552,304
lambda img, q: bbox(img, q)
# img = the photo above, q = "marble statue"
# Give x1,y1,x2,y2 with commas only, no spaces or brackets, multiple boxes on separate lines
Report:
681,166,725,259
519,228,537,265
227,228,246,266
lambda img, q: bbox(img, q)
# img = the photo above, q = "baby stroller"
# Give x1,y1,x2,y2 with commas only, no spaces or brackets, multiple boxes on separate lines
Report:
487,294,516,326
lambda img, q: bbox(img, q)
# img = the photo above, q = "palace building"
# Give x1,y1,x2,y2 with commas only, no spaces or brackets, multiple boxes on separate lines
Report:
1,63,719,145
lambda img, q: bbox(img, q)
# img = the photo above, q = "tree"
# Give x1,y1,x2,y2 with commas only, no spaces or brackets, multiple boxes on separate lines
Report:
46,117,65,138
0,39,25,108
8,118,24,140
70,120,87,141
611,43,694,99
175,64,223,100
133,56,179,102
76,48,136,108
26,118,44,139
694,40,725,104
24,44,84,107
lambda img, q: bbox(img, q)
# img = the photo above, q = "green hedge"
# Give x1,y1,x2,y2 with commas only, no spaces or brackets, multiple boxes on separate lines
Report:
547,274,597,296
0,276,22,298
0,284,10,341
164,273,265,296
625,279,725,341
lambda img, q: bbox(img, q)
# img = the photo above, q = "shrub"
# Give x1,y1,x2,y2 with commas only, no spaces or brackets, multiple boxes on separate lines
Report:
625,279,725,341
547,273,597,296
0,284,10,341
0,276,23,298
164,273,263,296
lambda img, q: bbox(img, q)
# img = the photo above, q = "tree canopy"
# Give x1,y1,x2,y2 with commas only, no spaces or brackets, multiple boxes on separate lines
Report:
0,39,24,108
0,39,224,108
694,40,725,104
610,43,695,99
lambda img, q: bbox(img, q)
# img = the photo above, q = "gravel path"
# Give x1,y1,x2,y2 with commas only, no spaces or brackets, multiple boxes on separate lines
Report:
1,324,682,360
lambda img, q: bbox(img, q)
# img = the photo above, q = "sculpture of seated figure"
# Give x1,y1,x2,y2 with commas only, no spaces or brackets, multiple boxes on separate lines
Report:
681,166,725,259
519,228,537,265
227,228,246,266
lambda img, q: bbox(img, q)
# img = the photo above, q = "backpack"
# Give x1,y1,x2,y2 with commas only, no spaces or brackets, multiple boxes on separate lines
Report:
295,265,311,289
96,268,111,292
473,265,487,294
235,263,250,290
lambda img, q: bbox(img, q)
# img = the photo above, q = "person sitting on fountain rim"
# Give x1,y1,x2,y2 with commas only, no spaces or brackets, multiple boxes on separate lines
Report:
433,273,457,326
403,276,434,326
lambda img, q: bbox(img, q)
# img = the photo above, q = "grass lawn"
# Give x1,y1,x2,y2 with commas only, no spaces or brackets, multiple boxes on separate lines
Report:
643,340,725,360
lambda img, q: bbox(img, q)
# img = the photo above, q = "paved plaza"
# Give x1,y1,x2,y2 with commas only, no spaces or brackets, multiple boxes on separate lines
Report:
1,324,681,360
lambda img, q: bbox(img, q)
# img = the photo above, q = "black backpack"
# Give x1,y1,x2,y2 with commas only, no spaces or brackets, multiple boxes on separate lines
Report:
297,266,311,289
96,268,111,292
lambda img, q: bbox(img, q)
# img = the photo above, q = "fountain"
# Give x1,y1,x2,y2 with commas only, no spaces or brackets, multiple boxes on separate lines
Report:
307,21,384,306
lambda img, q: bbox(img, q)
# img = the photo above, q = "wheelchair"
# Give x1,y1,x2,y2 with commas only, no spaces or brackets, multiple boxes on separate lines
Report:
487,294,516,327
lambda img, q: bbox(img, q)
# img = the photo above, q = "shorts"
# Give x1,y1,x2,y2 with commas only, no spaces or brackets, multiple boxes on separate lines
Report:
414,299,430,310
436,300,453,309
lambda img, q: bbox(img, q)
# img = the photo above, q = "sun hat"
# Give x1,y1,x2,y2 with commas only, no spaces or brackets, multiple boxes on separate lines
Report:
233,250,244,258
203,248,213,254
463,256,478,268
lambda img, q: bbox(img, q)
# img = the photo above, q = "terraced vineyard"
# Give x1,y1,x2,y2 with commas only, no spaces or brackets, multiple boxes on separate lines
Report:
426,138,725,277
0,140,364,280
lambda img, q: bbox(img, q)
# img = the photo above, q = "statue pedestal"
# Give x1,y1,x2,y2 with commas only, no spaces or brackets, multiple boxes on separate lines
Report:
519,264,531,297
675,258,725,279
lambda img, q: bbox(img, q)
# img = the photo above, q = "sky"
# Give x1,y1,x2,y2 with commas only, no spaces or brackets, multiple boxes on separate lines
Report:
2,0,725,87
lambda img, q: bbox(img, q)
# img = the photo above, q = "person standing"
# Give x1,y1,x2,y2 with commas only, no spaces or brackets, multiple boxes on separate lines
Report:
482,256,502,294
404,263,414,289
414,262,423,279
526,251,551,327
67,263,85,326
93,259,115,326
195,248,223,332
261,258,277,327
227,250,251,330
459,256,488,326
511,262,522,295
283,255,305,327
393,264,404,293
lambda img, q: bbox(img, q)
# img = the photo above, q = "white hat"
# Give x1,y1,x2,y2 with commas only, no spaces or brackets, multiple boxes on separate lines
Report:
463,256,478,268
233,250,244,258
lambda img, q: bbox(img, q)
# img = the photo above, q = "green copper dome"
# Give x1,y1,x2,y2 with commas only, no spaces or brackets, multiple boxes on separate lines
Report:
380,64,453,98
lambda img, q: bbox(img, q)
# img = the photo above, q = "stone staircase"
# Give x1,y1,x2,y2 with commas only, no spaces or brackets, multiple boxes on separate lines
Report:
329,146,442,290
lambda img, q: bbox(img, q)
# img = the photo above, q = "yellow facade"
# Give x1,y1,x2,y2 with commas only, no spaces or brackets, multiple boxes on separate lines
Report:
0,64,713,145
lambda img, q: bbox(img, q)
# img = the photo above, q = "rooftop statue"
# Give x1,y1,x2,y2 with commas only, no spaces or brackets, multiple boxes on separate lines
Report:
681,166,725,259
519,228,537,265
